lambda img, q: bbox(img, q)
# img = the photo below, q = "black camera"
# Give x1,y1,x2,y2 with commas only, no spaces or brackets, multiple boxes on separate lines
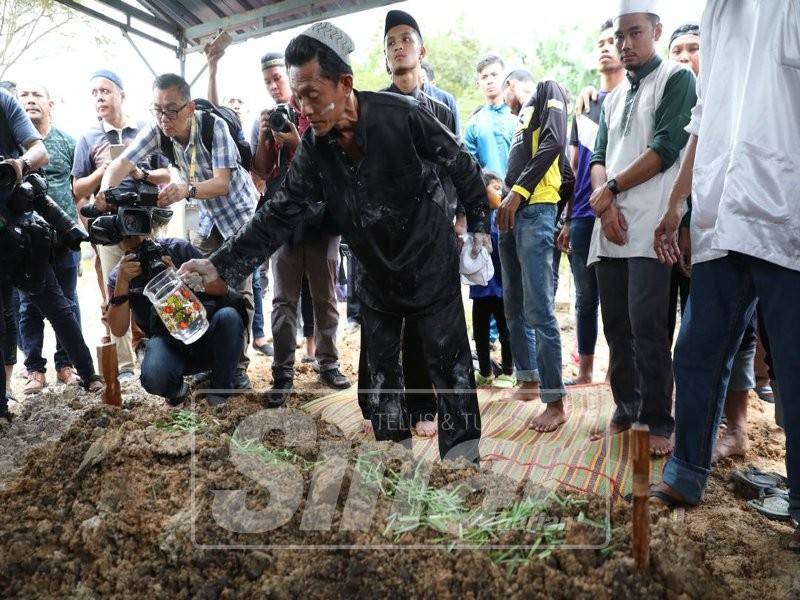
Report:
0,162,90,291
268,103,293,133
0,164,89,252
130,239,168,289
81,183,172,245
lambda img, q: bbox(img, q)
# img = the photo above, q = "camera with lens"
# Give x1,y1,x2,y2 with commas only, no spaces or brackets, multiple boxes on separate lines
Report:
0,160,90,291
130,238,168,289
81,183,172,246
268,103,293,133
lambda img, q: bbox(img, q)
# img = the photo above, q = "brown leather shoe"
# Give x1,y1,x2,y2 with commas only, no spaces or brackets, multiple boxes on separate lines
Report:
24,371,46,395
56,366,79,385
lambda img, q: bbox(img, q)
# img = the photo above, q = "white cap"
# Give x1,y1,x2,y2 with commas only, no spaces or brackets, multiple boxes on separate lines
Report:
617,0,660,18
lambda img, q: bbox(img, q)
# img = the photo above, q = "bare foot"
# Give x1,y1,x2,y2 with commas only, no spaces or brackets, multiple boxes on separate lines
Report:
361,419,373,435
712,429,749,462
569,376,592,385
650,434,673,457
414,420,437,437
530,401,568,433
509,381,540,402
589,421,630,441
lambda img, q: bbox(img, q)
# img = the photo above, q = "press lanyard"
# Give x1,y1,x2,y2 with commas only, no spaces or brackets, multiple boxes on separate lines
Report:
187,116,198,182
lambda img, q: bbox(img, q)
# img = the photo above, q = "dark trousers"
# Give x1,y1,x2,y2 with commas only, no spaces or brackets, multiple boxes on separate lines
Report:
0,283,8,408
300,276,315,339
568,217,600,355
140,307,245,398
19,250,81,373
596,257,674,438
22,265,96,383
346,253,361,324
472,296,512,377
357,294,481,463
667,265,691,342
1,281,18,368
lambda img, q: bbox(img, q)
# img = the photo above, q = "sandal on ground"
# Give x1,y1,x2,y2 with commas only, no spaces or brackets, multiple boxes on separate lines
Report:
731,466,788,499
81,376,104,394
755,385,774,403
747,491,791,522
647,484,698,508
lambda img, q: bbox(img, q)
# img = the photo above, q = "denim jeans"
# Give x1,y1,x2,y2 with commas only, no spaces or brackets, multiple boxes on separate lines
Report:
252,267,265,340
663,254,800,523
1,281,18,367
568,217,599,356
19,250,81,373
22,264,96,383
499,203,565,403
140,307,245,399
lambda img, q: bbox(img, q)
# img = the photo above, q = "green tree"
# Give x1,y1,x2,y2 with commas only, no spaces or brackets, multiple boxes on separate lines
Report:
353,21,598,123
0,0,80,79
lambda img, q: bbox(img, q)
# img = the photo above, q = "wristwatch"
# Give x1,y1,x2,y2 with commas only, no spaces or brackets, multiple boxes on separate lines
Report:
20,157,33,177
187,185,198,199
606,178,620,195
139,169,150,183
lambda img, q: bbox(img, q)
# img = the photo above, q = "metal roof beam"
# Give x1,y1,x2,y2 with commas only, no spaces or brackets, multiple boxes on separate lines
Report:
55,0,178,52
184,0,398,51
184,0,333,40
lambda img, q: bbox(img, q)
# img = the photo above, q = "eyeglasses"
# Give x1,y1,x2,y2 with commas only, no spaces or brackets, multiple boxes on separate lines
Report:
150,103,188,120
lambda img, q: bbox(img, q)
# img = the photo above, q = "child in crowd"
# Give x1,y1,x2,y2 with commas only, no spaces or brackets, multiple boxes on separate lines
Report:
470,171,514,388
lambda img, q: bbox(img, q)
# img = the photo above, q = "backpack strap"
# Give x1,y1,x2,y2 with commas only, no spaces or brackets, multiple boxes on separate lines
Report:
199,111,215,157
158,129,176,165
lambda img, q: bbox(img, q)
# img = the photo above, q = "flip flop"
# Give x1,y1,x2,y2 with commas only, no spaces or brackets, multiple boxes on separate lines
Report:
747,491,791,522
731,466,788,499
648,488,695,508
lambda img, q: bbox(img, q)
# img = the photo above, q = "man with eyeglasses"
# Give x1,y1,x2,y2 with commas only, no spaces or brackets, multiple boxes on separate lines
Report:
72,70,166,382
99,73,258,390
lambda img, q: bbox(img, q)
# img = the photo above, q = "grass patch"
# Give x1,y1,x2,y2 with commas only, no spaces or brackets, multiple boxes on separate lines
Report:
231,435,327,472
355,451,594,575
155,410,208,434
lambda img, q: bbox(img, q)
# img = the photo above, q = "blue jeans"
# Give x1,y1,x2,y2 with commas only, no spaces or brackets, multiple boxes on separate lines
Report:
499,203,565,402
140,306,245,399
252,267,265,340
663,254,800,523
19,250,81,372
569,217,599,356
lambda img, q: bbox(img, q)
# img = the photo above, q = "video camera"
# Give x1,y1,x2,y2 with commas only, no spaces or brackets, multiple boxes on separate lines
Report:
81,183,172,245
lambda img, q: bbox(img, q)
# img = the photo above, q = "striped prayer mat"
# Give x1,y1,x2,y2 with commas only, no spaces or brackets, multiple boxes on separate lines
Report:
302,383,665,499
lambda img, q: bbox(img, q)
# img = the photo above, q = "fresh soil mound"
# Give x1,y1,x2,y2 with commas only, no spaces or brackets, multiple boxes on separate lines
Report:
0,395,727,600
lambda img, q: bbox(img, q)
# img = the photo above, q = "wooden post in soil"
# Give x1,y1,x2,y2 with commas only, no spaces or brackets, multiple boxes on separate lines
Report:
632,423,650,570
97,341,122,407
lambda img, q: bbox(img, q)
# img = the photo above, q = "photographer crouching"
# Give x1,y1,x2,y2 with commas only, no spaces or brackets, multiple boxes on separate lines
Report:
99,204,247,406
0,88,102,420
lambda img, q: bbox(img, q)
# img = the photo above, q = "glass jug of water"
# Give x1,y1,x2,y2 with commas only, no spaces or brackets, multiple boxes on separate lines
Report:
143,268,208,344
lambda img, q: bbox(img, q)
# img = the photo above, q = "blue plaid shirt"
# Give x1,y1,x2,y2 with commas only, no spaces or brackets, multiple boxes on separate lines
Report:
120,113,256,238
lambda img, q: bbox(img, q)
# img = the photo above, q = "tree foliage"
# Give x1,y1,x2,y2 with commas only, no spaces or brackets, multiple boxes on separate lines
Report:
0,0,82,80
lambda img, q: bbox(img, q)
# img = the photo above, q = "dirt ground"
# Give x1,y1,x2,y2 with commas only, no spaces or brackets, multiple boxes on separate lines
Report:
1,262,797,599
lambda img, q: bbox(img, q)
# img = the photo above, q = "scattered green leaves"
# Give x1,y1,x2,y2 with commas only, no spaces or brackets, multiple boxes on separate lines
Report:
231,435,327,472
155,410,207,434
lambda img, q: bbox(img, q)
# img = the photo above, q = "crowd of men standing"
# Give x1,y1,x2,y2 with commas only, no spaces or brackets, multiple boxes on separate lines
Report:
0,0,797,549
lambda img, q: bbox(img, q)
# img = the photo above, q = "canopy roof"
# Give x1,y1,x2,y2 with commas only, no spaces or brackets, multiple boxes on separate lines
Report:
56,0,399,56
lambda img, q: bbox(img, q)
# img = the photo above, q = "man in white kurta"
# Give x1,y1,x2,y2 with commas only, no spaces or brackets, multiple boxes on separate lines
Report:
651,0,800,544
587,1,696,456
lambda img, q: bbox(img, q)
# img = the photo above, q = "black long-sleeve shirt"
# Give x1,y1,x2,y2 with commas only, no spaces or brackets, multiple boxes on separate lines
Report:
211,90,488,314
505,79,569,204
